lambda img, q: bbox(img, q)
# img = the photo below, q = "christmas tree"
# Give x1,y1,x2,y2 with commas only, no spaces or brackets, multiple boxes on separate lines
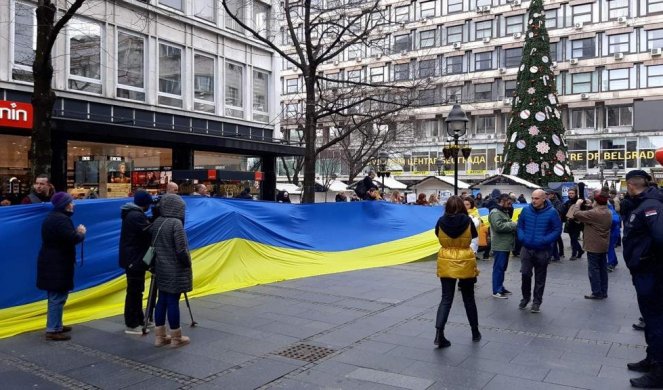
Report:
501,0,573,185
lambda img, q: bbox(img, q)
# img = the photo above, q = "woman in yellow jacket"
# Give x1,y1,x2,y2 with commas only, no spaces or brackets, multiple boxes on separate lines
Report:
434,196,481,348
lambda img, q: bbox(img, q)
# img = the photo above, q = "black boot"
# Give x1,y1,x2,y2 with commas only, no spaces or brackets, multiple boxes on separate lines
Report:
434,329,451,349
628,357,653,373
471,327,482,342
630,364,663,388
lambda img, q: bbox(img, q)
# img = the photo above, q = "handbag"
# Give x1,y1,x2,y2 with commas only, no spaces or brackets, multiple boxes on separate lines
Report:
143,221,166,266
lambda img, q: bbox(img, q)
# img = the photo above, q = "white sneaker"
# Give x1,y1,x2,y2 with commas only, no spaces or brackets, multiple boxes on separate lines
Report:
492,293,508,299
125,327,147,335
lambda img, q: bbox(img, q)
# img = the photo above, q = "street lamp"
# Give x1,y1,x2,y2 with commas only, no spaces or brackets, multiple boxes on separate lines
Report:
598,160,606,187
444,104,470,195
377,151,390,195
612,164,619,190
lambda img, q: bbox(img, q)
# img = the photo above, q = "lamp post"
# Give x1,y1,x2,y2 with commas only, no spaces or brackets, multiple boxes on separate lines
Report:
444,104,470,196
403,152,412,172
598,160,606,187
377,151,390,195
612,164,619,190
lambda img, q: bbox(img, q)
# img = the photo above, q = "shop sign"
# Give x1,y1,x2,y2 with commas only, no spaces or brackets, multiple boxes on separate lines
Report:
254,171,264,181
0,100,33,129
108,156,123,161
207,169,217,180
79,156,92,161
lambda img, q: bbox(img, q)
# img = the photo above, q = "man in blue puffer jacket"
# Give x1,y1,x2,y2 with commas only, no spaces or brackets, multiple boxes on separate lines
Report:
516,189,562,313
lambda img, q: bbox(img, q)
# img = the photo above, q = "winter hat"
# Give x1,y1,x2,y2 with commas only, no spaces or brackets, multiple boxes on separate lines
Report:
595,188,610,205
51,192,73,210
134,189,152,208
625,170,652,182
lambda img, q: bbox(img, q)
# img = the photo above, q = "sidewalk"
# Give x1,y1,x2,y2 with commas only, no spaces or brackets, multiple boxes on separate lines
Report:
0,245,643,389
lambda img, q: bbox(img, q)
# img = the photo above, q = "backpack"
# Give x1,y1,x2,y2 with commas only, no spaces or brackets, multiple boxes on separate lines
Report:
355,180,367,199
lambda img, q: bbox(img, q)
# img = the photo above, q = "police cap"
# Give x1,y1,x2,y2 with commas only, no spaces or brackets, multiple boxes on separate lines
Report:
625,170,652,182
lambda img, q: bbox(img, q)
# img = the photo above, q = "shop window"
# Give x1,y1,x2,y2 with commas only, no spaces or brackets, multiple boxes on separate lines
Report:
572,4,592,25
474,83,492,101
419,30,435,48
545,9,557,29
446,55,463,74
475,52,492,71
608,0,629,19
225,62,244,118
446,86,462,103
571,72,592,94
158,43,183,107
475,20,492,40
505,47,522,68
603,68,630,91
193,53,215,113
393,34,412,53
117,31,146,101
394,63,410,81
647,29,663,49
447,25,463,44
448,0,463,13
225,0,245,33
504,80,517,98
505,15,523,35
608,33,630,54
571,38,595,59
570,108,595,129
419,59,436,78
647,0,663,14
194,0,215,21
253,1,270,33
606,105,633,127
395,6,410,22
159,0,182,11
420,1,436,18
253,70,269,123
370,66,385,83
647,65,663,87
12,2,35,82
475,115,495,134
67,19,102,94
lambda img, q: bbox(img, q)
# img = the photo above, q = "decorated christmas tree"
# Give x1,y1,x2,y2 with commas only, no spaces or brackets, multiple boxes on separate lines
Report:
501,0,574,185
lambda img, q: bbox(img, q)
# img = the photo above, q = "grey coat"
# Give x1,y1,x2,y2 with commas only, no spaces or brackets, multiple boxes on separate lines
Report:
151,194,192,294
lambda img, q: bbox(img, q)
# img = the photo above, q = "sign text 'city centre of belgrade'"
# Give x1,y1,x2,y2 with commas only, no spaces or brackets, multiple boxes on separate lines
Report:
0,100,33,130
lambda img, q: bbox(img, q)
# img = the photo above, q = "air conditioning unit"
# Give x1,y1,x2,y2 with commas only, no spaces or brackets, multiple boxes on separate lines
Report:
356,57,362,62
453,42,462,50
551,61,558,68
614,52,624,60
483,37,491,43
401,50,408,56
581,93,590,100
372,53,382,59
618,16,628,24
568,129,577,135
481,5,491,12
487,134,493,139
503,97,512,105
420,17,431,24
498,67,507,73
511,0,522,6
334,60,339,65
400,22,406,29
569,58,579,65
652,48,663,56
574,22,584,30
513,32,522,39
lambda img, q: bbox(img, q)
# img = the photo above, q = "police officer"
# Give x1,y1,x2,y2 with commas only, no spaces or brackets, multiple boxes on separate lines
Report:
623,170,663,388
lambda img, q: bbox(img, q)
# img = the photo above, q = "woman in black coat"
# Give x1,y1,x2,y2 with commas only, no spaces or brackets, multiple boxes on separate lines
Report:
36,192,86,341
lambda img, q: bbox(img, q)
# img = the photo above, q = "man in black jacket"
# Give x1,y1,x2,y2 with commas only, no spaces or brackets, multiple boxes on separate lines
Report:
119,190,153,334
563,188,584,260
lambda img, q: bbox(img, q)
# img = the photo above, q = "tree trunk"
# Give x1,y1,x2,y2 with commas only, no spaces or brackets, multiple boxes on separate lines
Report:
302,75,317,203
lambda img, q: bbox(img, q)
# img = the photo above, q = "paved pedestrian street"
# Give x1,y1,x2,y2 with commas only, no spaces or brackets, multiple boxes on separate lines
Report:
0,246,645,389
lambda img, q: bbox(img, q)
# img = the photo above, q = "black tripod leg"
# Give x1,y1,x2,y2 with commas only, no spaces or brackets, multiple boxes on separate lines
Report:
183,292,197,327
142,275,157,335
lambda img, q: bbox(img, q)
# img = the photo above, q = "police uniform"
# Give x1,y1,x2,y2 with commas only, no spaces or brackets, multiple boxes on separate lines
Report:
623,170,663,388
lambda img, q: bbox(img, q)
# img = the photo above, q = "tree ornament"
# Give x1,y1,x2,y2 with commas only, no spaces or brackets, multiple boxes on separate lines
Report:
527,87,536,94
520,110,531,119
517,140,526,149
528,125,539,135
552,134,561,145
526,162,540,174
535,112,546,121
536,141,550,154
556,150,566,161
510,162,520,175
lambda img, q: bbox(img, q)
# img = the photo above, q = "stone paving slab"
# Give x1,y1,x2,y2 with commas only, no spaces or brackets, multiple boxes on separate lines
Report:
0,240,649,389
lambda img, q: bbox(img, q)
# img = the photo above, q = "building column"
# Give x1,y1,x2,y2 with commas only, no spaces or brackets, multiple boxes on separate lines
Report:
172,147,194,170
261,155,277,201
51,133,67,192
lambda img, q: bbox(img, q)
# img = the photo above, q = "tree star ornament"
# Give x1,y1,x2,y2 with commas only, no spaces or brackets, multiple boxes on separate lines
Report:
527,87,536,94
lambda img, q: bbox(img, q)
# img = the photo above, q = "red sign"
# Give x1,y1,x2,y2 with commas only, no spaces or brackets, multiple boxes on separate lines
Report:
0,100,33,129
207,169,217,180
254,171,264,181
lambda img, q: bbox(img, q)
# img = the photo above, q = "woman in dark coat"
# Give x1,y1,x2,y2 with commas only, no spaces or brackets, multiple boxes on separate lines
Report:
151,194,193,347
37,192,86,341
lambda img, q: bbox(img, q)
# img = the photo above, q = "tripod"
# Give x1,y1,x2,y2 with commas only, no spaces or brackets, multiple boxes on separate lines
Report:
142,273,197,335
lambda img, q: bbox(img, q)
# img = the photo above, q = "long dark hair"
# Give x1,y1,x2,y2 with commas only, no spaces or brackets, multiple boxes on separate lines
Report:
445,196,468,215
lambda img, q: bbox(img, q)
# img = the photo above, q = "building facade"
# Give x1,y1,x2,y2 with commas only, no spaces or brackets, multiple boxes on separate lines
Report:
278,0,663,185
0,0,302,201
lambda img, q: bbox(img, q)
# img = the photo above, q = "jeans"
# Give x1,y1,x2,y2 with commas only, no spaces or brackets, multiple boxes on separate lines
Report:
568,230,582,257
520,247,550,305
46,291,69,332
587,252,608,297
607,233,619,268
492,251,510,294
633,272,663,362
513,238,522,256
124,268,146,328
551,236,564,260
435,278,478,330
154,291,181,329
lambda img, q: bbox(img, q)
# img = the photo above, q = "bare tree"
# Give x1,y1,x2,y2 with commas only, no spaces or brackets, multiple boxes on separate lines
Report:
337,121,401,183
30,0,87,184
223,0,422,202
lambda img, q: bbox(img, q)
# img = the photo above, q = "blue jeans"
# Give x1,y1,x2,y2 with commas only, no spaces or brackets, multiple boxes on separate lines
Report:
569,230,582,257
492,251,510,294
46,291,69,332
155,291,181,329
607,233,619,267
587,252,608,297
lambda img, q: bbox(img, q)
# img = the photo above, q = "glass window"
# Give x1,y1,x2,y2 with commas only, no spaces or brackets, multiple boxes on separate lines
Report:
286,78,298,94
572,4,592,25
253,70,269,122
570,108,595,129
608,33,630,54
225,0,245,33
475,51,492,71
606,105,633,126
418,90,436,106
347,69,362,83
505,15,523,35
550,42,558,61
505,47,522,68
253,2,270,33
225,62,244,118
285,103,298,118
393,34,412,53
419,59,436,78
571,38,595,59
447,25,463,44
159,0,182,11
446,56,463,74
647,29,663,49
158,43,182,107
68,19,102,94
571,72,592,93
193,54,214,112
446,86,462,103
647,65,663,87
12,2,35,82
475,20,492,40
395,6,409,22
348,44,362,60
370,38,387,56
370,66,384,83
505,80,517,98
608,0,629,19
648,0,663,13
420,30,435,48
605,68,630,91
476,0,491,7
448,0,463,13
394,63,410,80
475,83,492,101
117,31,145,101
475,115,495,134
194,0,215,21
545,9,557,29
420,1,436,18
